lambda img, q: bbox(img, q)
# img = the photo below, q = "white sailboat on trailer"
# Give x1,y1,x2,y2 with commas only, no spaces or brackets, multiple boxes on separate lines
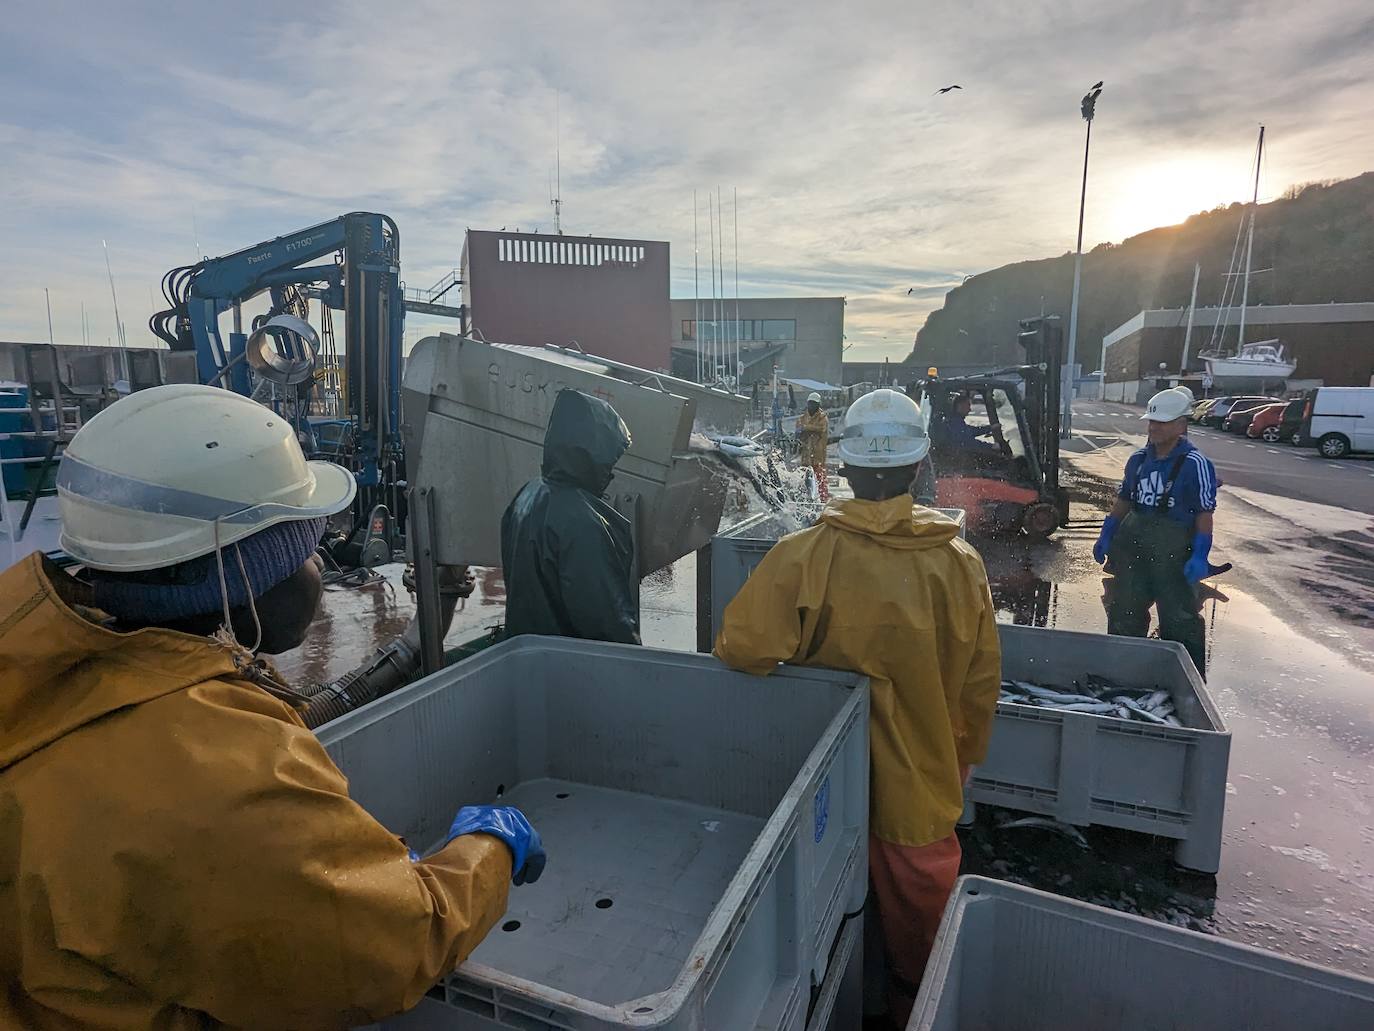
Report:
1204,338,1295,379
1200,126,1298,383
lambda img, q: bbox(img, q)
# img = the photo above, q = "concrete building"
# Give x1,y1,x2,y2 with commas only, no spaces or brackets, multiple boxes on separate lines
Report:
668,297,844,388
462,230,671,370
1100,302,1374,402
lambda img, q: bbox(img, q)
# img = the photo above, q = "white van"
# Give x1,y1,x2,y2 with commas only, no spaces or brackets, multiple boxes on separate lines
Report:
1300,387,1374,458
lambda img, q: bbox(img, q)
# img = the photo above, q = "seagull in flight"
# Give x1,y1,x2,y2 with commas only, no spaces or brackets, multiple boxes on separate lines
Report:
935,84,962,94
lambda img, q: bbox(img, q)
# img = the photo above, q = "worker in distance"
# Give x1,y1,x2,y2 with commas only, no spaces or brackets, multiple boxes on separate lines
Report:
0,384,544,1029
501,387,641,644
1092,386,1219,677
714,388,1002,1025
796,390,832,501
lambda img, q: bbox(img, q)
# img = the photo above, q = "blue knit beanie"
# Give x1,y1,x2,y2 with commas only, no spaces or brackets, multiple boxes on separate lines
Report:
88,516,328,623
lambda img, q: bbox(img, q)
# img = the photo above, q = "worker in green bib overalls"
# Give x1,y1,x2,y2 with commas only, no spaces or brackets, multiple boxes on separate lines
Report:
1093,388,1220,677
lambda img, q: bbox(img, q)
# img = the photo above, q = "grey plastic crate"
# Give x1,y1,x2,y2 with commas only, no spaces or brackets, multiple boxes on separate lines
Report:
319,637,868,1030
968,625,1231,872
806,915,861,1031
708,507,966,642
910,877,1374,1031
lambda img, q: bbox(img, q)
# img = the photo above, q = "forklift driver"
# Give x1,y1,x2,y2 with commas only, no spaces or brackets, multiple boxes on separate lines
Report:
945,394,1001,456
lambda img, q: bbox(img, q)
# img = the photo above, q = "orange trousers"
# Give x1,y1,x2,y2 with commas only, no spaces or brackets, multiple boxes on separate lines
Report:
812,464,831,500
868,831,962,1025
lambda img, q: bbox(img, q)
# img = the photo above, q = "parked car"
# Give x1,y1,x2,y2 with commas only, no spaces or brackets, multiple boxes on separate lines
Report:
1203,395,1268,428
1244,402,1290,441
1223,396,1283,433
1278,397,1307,445
1299,386,1374,458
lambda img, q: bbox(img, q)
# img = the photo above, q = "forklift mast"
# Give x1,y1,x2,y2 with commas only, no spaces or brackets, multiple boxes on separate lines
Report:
1016,315,1063,494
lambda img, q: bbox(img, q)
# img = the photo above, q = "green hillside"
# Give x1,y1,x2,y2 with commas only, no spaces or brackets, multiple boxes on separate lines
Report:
907,172,1374,369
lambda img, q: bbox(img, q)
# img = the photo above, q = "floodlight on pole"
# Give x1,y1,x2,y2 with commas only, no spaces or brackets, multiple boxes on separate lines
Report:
1063,82,1102,438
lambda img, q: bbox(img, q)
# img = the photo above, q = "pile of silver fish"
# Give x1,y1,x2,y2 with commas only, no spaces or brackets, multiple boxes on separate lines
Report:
999,674,1183,727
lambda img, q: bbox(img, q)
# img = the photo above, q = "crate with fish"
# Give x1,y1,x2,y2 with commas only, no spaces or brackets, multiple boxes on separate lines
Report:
967,625,1230,872
706,507,967,642
909,877,1374,1031
319,637,869,1031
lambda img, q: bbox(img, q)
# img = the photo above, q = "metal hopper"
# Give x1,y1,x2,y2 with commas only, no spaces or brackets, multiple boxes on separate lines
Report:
402,332,738,574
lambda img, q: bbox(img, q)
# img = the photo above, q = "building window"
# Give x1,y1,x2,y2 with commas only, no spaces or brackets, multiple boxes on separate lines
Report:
760,319,796,341
496,236,648,267
683,318,797,342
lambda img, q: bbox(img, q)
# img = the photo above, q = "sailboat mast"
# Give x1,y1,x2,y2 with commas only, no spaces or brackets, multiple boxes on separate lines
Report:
733,187,740,390
1235,126,1264,353
102,240,127,350
1181,262,1200,371
693,191,701,383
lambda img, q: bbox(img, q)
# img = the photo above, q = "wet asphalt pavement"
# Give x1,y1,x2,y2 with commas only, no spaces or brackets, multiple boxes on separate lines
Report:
277,403,1374,979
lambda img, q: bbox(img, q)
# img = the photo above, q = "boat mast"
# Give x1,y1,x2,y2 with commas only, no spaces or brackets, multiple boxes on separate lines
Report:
1235,125,1264,355
693,191,701,383
733,187,740,390
1181,262,1200,371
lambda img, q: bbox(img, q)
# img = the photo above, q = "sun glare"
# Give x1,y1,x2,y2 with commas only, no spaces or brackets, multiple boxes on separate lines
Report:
1100,157,1249,244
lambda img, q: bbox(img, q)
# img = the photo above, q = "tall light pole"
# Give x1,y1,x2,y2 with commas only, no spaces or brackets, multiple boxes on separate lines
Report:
1063,81,1102,437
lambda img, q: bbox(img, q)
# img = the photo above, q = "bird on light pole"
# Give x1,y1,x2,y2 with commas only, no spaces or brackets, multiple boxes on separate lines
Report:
1063,81,1102,439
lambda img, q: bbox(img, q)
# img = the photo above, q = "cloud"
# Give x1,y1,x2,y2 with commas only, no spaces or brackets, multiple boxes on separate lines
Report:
2,0,1372,361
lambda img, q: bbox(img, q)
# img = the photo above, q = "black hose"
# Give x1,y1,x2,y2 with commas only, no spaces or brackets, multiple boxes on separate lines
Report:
149,262,203,350
299,588,460,729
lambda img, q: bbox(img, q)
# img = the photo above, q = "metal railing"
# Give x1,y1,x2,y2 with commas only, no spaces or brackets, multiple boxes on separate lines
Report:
404,269,462,305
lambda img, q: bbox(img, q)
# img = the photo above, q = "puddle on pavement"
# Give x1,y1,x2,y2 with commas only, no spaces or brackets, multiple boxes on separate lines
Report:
275,564,508,687
277,555,702,686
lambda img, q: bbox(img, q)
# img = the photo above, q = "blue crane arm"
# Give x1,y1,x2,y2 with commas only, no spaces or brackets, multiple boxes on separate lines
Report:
154,212,404,490
181,217,352,393
189,218,347,302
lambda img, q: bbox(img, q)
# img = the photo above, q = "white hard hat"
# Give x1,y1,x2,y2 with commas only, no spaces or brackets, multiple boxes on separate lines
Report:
839,388,930,467
1173,385,1195,404
807,391,823,403
1141,388,1191,422
58,384,356,571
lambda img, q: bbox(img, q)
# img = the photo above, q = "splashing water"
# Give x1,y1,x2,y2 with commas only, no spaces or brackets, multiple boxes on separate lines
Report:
689,431,821,533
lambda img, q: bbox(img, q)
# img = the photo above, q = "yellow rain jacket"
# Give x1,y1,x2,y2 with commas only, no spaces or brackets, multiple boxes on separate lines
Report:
0,554,511,1030
716,497,1001,847
796,408,829,466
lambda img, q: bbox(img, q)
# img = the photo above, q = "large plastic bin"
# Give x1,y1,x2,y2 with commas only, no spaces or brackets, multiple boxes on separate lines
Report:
910,877,1374,1030
807,914,861,1031
707,507,966,641
970,626,1231,872
320,637,868,1030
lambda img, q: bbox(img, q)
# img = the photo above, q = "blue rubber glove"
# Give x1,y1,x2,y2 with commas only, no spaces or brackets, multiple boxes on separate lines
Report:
1092,514,1121,565
1184,532,1213,583
447,806,546,885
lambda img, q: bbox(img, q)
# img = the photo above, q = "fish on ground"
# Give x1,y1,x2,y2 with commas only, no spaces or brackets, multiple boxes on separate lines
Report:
997,816,1091,850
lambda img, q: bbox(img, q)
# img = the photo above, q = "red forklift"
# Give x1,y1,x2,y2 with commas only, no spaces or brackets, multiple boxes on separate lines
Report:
912,316,1069,538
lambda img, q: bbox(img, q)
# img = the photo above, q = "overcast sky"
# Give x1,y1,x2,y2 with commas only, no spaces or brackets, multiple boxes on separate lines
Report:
4,0,1373,363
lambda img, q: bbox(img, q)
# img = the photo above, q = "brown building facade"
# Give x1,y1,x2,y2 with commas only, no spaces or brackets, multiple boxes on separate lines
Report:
1100,303,1374,402
461,230,671,370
